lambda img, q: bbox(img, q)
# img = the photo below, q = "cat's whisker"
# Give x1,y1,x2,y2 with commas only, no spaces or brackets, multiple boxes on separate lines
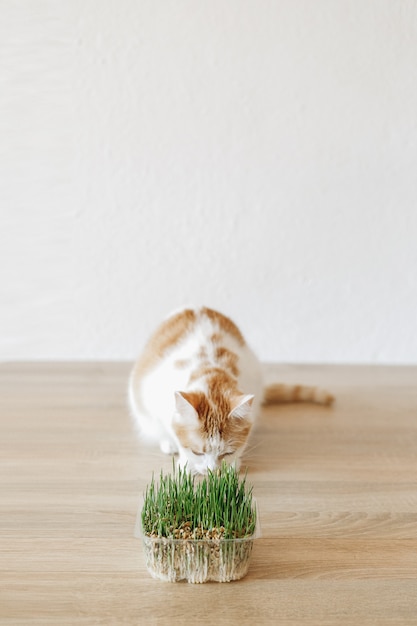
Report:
243,441,263,456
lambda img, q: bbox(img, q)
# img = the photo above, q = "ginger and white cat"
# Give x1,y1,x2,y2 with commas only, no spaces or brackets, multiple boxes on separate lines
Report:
128,306,333,475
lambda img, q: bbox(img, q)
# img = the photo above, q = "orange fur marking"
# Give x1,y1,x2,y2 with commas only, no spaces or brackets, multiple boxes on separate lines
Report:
183,370,251,447
223,419,252,448
173,423,198,449
263,383,334,406
201,307,245,346
131,309,196,380
215,346,240,377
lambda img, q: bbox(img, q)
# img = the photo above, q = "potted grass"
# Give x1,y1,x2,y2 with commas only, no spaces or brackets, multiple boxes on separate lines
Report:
136,463,260,583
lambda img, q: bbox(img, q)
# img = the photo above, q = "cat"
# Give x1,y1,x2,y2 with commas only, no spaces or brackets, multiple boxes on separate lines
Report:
128,306,334,475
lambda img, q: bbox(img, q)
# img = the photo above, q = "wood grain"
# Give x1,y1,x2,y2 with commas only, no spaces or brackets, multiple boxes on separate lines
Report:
1,362,417,624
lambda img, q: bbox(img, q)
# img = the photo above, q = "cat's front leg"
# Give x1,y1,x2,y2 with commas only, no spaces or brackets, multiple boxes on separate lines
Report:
160,439,178,455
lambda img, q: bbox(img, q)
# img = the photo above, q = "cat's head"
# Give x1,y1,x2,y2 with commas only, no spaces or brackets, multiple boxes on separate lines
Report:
172,390,254,475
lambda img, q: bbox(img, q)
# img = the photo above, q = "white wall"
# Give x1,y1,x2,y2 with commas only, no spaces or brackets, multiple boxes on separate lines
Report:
1,0,417,363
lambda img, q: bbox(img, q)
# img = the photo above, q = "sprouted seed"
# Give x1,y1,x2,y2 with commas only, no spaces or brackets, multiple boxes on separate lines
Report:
141,462,258,583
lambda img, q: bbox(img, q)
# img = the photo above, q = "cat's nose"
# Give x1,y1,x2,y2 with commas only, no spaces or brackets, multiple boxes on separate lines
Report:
205,458,218,472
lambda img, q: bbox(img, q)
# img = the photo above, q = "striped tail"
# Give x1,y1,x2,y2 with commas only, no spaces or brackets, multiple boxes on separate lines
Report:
263,383,334,407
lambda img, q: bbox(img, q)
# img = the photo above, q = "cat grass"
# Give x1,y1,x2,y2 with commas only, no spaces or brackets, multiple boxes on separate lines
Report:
140,463,258,583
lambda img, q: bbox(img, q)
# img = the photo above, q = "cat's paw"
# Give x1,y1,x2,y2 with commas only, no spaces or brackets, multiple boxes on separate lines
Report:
160,439,178,455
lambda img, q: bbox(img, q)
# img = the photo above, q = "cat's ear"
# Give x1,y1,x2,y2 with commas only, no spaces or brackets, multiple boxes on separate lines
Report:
174,391,200,425
229,394,254,419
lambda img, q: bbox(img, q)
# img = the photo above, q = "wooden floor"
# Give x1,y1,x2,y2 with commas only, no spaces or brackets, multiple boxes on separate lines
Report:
1,363,417,625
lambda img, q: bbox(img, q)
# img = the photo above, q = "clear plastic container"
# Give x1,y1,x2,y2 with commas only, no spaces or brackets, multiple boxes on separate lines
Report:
135,502,261,583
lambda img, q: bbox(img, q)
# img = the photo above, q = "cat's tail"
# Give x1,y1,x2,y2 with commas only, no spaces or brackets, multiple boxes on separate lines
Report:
263,383,334,407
